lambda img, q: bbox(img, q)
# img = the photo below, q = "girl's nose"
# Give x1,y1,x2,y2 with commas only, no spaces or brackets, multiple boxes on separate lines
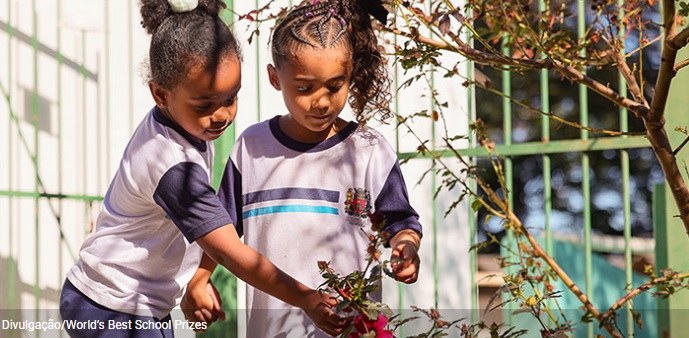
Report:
211,106,230,124
312,92,331,109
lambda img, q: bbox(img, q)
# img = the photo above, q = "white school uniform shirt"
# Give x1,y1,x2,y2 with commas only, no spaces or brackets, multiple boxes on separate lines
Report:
218,115,423,337
67,107,234,319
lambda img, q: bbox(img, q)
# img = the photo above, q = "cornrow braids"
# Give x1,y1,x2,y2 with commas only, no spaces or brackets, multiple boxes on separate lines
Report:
272,2,348,59
139,0,242,89
271,0,392,122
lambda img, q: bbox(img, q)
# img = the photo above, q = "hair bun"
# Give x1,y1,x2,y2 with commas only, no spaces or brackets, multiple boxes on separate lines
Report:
139,0,225,35
168,0,198,13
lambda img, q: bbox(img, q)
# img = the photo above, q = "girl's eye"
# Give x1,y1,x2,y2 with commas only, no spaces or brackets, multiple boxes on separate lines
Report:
195,104,211,111
223,96,237,106
297,86,311,92
328,85,343,93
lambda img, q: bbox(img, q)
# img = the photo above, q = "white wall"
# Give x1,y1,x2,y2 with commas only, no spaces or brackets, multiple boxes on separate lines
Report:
0,0,472,336
0,1,156,336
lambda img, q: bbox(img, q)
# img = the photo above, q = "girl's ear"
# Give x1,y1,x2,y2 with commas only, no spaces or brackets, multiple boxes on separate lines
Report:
267,64,281,91
148,81,169,108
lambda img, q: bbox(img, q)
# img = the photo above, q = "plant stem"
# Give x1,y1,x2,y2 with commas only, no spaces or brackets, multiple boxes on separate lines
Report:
600,272,689,321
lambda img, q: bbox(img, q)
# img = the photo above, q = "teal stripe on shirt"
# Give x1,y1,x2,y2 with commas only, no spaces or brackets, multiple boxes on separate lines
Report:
243,205,339,219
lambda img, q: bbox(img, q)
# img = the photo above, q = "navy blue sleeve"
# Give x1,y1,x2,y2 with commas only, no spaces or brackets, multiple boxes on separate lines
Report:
217,159,243,237
153,162,233,243
375,161,423,247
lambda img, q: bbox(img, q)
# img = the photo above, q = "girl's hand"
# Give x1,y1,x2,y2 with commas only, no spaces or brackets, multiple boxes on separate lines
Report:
301,290,350,337
181,280,226,331
197,225,349,336
389,229,421,284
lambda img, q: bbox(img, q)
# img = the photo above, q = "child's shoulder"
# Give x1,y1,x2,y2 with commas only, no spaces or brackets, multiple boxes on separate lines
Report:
342,123,401,162
350,123,392,147
242,118,271,135
236,118,272,142
127,109,207,174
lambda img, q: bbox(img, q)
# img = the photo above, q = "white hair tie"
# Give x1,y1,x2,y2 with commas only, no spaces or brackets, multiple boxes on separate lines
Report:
168,0,198,13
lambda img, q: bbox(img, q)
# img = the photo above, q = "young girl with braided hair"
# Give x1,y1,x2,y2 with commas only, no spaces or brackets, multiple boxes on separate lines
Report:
59,1,346,337
183,1,423,336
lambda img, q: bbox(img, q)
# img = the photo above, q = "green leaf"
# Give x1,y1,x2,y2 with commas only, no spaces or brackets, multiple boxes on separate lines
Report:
471,199,483,212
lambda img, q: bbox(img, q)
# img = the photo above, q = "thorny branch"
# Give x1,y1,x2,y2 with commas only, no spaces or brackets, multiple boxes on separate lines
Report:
383,26,650,119
388,0,689,237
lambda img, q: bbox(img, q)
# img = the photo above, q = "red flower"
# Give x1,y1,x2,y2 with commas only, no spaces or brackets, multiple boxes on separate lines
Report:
367,211,386,232
349,314,393,338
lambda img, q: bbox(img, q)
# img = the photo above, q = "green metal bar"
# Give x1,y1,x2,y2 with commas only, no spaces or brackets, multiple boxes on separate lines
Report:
392,6,405,318
397,135,649,159
577,2,593,336
32,0,41,323
202,3,240,338
653,184,670,337
212,130,235,189
216,0,236,177
581,134,592,338
392,6,404,328
538,1,555,327
502,42,515,324
219,0,234,23
431,97,439,309
0,191,104,201
502,73,512,148
621,151,632,327
539,0,552,257
428,0,439,311
466,10,478,323
58,0,64,302
7,0,15,327
616,1,633,334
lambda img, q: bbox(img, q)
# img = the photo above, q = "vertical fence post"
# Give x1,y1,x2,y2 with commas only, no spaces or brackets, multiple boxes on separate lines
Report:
6,0,16,331
575,3,594,336
31,0,41,323
655,44,689,337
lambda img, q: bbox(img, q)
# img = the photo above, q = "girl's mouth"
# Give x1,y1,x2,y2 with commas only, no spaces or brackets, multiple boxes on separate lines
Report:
206,126,227,135
310,114,330,120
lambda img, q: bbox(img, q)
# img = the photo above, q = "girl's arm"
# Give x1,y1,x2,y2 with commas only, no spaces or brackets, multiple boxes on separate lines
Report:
193,224,348,336
181,253,224,329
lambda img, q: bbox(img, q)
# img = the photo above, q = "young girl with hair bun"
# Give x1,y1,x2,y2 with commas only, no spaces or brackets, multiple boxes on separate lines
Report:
59,1,347,337
184,1,423,337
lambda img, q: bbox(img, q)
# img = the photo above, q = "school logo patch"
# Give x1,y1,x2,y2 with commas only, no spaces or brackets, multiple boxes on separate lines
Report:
344,188,371,218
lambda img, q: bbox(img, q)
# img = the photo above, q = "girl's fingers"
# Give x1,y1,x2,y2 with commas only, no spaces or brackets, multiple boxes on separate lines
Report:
210,286,226,321
193,310,206,322
393,255,420,283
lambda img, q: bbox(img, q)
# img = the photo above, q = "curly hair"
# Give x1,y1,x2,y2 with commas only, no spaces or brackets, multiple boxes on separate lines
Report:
270,0,392,122
139,0,242,89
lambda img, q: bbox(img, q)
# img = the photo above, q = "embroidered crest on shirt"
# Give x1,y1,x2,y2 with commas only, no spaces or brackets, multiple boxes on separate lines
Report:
344,188,372,218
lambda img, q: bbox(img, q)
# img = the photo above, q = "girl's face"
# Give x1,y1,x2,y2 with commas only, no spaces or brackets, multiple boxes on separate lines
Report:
150,55,242,142
268,46,353,143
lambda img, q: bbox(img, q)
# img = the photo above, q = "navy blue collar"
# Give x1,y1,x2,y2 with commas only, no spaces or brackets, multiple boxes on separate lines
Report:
269,115,358,153
152,106,207,152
